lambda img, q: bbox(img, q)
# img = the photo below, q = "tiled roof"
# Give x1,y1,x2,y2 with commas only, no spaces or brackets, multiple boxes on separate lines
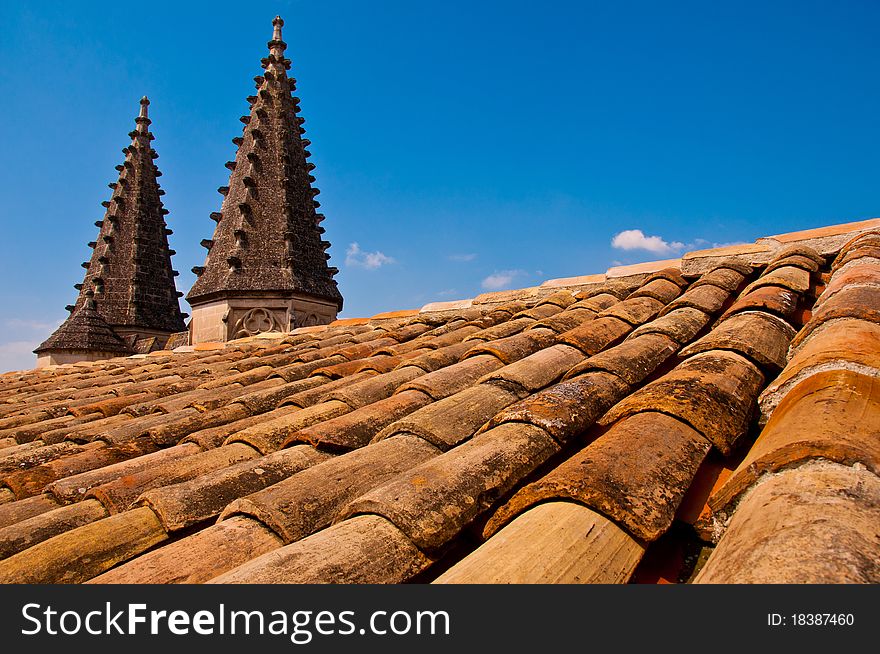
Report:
1,218,879,584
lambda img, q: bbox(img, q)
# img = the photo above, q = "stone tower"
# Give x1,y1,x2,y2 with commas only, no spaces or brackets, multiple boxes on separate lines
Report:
186,16,343,343
35,97,186,366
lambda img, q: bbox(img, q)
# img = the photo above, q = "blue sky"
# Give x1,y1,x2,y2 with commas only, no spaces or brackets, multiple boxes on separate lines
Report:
1,0,878,371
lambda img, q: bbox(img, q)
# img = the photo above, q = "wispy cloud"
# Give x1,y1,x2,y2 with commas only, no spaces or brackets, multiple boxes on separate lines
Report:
345,242,396,270
448,253,477,262
611,229,684,255
437,289,459,297
481,269,526,290
0,340,40,373
3,318,58,331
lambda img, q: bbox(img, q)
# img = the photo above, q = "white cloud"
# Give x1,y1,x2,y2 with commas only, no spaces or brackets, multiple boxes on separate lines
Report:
345,242,395,270
0,340,40,373
611,229,685,255
3,318,57,331
437,289,459,297
481,269,525,290
448,253,477,262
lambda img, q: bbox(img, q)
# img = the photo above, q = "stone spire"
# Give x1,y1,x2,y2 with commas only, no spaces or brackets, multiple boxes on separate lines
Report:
186,16,343,343
35,97,186,365
34,292,132,363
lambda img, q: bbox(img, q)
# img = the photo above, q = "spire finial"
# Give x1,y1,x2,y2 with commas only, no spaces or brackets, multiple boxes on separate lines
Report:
135,96,151,133
268,15,287,60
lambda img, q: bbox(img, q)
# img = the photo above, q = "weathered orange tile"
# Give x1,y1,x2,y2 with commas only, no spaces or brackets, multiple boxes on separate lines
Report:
328,317,371,327
661,284,730,316
566,333,679,384
599,350,765,455
696,461,880,583
139,445,330,532
606,258,682,279
370,309,420,320
627,278,682,304
814,262,880,310
762,318,880,416
193,342,226,351
790,284,880,350
463,328,557,364
712,369,880,515
680,311,795,371
720,285,800,322
287,389,432,451
210,515,433,584
628,306,710,345
340,422,559,551
485,412,709,542
598,296,665,326
434,502,644,584
0,506,168,584
539,273,606,288
558,316,631,355
0,498,108,560
479,344,585,394
399,354,503,400
88,443,259,513
378,383,522,450
223,435,438,544
485,371,630,443
91,516,282,584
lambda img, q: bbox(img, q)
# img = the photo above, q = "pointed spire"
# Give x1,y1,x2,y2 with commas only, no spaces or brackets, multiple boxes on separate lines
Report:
35,291,132,357
40,97,185,361
187,15,343,315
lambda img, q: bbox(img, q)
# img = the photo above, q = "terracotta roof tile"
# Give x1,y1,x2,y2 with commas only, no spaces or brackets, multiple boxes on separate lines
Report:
377,384,524,451
90,516,282,584
760,318,880,418
1,440,157,500
485,371,630,444
695,461,880,583
221,434,439,546
227,401,350,454
627,307,711,344
599,351,765,455
479,344,585,394
679,311,795,372
0,494,62,529
661,284,730,316
286,389,433,451
720,284,800,322
340,422,560,551
557,316,631,355
606,258,683,279
790,284,880,349
710,369,880,517
434,502,643,584
88,443,258,514
47,442,205,505
565,333,679,385
209,515,433,584
139,445,330,532
485,412,710,542
0,506,167,583
0,498,108,560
